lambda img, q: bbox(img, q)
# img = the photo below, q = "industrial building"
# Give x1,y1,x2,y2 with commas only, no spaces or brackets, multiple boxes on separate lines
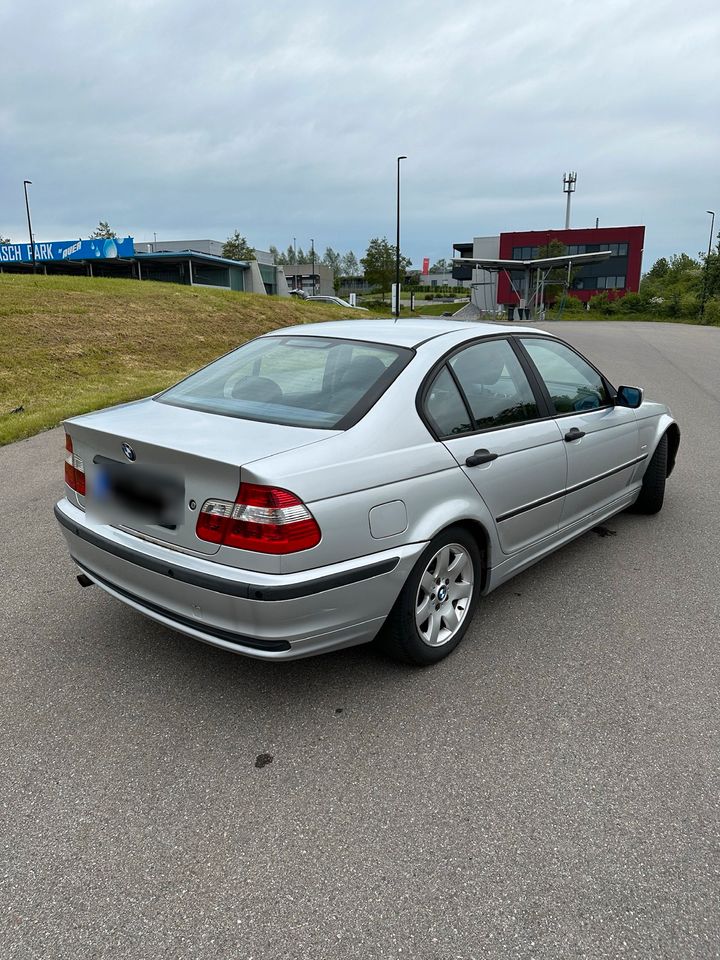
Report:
282,262,335,296
453,226,645,315
0,236,289,296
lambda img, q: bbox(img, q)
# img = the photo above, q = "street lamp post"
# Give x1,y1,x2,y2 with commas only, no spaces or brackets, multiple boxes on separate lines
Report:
395,156,407,319
310,238,315,296
23,180,36,274
699,210,716,323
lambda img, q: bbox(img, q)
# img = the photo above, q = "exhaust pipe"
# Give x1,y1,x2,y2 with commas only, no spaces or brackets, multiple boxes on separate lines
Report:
77,573,94,588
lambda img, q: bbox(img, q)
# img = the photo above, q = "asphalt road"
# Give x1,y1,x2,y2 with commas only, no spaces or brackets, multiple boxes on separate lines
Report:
2,320,719,960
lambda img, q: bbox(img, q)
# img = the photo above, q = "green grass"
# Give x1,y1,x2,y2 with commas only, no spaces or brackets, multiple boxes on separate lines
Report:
0,274,357,446
415,302,467,316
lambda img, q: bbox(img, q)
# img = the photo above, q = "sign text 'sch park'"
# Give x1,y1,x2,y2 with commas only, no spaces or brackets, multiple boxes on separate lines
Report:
0,237,135,263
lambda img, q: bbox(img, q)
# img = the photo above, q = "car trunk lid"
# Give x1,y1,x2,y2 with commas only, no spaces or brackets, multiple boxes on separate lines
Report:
67,398,337,556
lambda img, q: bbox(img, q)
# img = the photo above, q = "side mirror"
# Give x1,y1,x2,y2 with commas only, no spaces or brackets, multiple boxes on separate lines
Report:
616,385,643,408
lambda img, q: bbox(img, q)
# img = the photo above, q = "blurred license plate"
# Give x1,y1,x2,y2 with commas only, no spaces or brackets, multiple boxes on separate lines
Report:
90,456,184,528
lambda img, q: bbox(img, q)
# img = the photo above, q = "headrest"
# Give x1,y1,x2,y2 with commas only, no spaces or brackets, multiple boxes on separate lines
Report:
452,343,506,386
231,376,283,403
339,355,386,388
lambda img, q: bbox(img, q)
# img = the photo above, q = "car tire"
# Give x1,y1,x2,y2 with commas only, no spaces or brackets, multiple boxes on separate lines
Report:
632,433,668,514
378,526,482,666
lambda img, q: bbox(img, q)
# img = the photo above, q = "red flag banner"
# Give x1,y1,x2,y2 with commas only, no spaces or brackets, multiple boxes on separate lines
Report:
422,257,430,275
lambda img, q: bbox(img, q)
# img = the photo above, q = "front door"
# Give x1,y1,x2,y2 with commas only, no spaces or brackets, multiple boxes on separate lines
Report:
517,337,640,528
422,338,567,555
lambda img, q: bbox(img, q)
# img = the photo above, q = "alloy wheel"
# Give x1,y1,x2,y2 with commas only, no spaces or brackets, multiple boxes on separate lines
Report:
415,543,474,647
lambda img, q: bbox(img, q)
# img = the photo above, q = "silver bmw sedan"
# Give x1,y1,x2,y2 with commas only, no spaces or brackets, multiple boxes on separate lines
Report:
55,319,679,665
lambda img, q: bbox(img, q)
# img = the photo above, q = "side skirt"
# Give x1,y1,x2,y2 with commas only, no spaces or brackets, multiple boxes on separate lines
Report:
484,487,639,594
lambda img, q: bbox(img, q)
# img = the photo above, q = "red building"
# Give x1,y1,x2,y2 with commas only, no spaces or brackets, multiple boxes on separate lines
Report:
496,225,645,306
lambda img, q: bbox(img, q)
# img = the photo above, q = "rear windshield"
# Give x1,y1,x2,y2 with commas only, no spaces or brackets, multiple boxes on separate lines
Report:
156,335,413,429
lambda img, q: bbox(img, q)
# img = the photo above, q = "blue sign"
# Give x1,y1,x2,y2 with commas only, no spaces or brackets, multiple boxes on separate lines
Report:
0,236,135,263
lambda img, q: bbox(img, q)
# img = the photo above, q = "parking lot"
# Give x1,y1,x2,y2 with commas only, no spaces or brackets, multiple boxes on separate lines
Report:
2,320,719,959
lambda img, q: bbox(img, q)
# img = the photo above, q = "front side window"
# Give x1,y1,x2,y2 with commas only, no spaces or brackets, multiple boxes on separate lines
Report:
521,338,609,413
157,336,411,429
447,339,539,429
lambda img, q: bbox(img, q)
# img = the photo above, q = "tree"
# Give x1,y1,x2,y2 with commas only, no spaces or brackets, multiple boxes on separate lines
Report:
222,231,255,261
361,237,412,302
284,245,296,265
703,239,720,299
645,257,669,280
640,251,702,299
90,220,117,239
296,246,306,264
341,250,359,276
429,258,450,274
537,239,572,303
0,234,10,244
269,244,286,265
322,246,342,275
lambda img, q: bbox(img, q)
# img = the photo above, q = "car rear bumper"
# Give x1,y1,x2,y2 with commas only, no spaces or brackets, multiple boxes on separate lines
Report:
55,498,424,660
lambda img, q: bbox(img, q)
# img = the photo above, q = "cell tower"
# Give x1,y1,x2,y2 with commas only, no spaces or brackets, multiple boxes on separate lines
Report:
563,171,577,229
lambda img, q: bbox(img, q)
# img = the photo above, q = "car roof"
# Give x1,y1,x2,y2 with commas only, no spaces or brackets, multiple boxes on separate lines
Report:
269,318,547,348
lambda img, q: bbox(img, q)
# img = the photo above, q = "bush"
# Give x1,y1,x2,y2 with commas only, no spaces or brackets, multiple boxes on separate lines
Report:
617,292,646,313
426,294,434,300
664,292,682,317
701,298,720,325
589,292,617,315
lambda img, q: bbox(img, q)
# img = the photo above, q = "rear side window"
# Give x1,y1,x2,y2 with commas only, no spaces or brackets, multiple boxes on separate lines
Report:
521,338,609,413
425,367,473,436
157,336,412,429
448,339,539,429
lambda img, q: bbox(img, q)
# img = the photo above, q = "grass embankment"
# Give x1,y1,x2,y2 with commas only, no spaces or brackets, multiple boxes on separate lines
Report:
0,274,355,446
414,302,467,316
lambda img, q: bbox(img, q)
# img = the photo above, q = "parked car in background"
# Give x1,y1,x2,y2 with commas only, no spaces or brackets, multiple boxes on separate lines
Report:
305,295,369,311
56,319,679,666
288,289,308,299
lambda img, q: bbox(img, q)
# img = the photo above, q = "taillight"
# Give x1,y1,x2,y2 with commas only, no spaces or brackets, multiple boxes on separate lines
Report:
64,432,86,495
196,483,321,554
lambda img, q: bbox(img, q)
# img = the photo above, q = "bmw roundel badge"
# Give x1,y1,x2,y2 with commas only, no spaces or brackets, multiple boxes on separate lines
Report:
121,442,136,461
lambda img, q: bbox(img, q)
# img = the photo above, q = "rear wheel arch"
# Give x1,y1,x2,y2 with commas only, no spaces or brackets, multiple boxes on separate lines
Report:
439,518,490,591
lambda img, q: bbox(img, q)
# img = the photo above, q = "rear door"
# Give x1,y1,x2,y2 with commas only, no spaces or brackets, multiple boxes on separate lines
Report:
516,337,640,528
422,336,567,555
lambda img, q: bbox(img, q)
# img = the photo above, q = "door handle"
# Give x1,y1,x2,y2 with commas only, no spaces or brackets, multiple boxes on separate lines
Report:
465,448,498,467
564,427,586,442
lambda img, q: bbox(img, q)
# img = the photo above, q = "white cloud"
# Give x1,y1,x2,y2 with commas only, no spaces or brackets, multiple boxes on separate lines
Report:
1,0,718,266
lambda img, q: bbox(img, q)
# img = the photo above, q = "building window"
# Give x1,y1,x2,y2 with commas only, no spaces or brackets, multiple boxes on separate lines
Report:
512,246,540,260
591,276,626,290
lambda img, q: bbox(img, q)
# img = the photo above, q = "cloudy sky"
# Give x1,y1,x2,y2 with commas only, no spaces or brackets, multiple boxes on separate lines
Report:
1,0,718,269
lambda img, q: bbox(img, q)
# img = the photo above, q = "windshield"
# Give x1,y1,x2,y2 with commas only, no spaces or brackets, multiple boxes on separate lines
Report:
156,335,413,429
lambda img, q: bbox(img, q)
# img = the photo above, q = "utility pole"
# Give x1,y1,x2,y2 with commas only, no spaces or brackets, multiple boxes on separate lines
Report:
699,210,716,323
563,172,577,230
395,155,407,319
23,180,36,274
310,239,315,296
